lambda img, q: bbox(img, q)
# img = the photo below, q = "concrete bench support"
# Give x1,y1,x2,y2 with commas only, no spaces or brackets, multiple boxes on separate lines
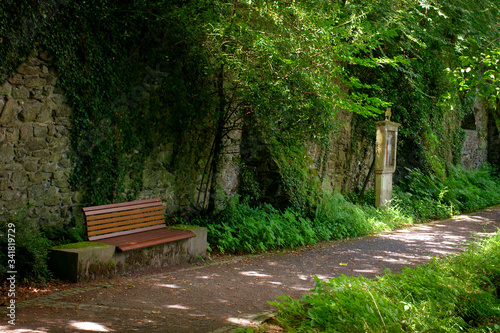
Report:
49,225,207,282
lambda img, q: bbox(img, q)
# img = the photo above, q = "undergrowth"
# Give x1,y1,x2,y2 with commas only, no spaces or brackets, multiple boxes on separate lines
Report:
270,231,500,332
197,164,500,255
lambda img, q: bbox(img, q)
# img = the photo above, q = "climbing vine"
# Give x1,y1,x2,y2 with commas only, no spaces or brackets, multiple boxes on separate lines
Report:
1,0,499,210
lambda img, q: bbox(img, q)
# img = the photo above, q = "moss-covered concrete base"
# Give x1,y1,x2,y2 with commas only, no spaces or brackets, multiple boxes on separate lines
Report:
48,225,207,282
48,243,116,282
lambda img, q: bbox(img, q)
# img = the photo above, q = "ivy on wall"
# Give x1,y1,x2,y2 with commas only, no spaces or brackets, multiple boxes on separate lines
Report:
1,0,499,212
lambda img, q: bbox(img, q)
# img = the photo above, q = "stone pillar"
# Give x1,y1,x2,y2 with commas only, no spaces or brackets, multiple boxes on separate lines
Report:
375,108,400,207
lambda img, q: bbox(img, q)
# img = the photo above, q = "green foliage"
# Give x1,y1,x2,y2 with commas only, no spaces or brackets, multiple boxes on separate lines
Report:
2,0,499,210
313,192,371,240
396,164,500,220
200,198,317,254
199,164,500,255
271,232,500,332
197,191,413,254
40,223,86,247
0,210,51,283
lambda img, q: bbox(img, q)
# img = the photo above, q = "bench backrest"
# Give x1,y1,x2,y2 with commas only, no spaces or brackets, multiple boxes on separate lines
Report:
83,198,165,241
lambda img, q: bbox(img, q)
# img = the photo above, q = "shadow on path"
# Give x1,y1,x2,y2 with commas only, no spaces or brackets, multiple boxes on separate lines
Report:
1,206,500,333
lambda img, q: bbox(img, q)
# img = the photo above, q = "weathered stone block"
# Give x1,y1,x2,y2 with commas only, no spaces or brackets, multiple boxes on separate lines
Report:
0,81,12,96
54,179,69,188
44,192,60,206
53,171,65,180
43,85,54,96
14,149,28,160
4,198,25,210
24,160,38,172
55,105,71,117
51,94,66,105
24,76,46,88
58,158,71,168
41,172,52,181
28,172,42,184
11,171,28,189
33,124,48,137
42,163,57,173
19,101,42,122
1,190,17,201
5,128,19,142
36,105,52,122
0,99,19,123
25,137,48,151
19,123,33,141
49,153,63,163
0,180,10,191
55,116,71,126
17,64,40,75
4,163,23,171
28,184,44,199
0,144,15,162
12,86,29,100
8,74,23,85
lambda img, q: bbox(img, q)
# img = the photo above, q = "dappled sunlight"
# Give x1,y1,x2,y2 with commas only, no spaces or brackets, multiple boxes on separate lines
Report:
297,274,309,281
69,321,112,332
155,283,180,289
353,268,379,274
290,285,312,291
196,275,218,279
315,274,334,281
165,304,191,310
227,317,254,326
240,271,272,278
188,313,210,317
267,281,283,285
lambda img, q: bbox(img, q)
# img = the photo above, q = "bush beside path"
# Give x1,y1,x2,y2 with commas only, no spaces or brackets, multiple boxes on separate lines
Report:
1,205,499,333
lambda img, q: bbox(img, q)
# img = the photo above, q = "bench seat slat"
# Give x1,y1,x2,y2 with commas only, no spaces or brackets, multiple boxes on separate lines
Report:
88,220,164,236
95,228,196,252
82,198,162,213
84,202,163,217
86,210,164,226
87,217,164,232
88,225,165,241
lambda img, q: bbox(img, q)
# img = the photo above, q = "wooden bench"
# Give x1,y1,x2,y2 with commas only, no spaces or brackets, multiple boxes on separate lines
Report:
83,198,196,252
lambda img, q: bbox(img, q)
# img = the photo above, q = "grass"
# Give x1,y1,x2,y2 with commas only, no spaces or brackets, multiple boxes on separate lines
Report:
269,231,500,332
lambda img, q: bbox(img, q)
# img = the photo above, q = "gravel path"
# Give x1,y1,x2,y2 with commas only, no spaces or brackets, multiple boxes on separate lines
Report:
2,205,500,333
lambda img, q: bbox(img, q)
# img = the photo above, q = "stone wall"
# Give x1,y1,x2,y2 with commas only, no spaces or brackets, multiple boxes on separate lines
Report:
0,53,242,225
310,109,374,194
0,53,74,225
461,99,488,169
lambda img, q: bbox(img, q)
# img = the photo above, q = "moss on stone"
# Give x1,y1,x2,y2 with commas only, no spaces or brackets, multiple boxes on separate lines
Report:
52,241,108,249
169,224,199,230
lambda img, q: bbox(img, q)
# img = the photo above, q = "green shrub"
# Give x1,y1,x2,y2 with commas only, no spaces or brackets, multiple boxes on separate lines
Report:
41,223,86,248
271,232,500,332
198,165,500,255
314,192,371,240
395,164,500,221
202,200,317,254
0,210,51,283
